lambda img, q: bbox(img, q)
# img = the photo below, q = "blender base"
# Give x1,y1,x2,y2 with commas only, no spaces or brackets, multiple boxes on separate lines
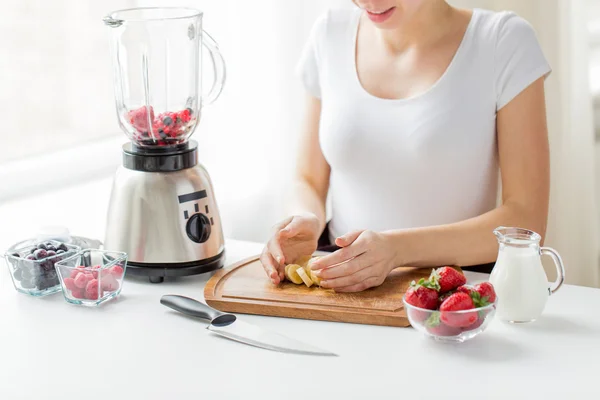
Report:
124,250,225,283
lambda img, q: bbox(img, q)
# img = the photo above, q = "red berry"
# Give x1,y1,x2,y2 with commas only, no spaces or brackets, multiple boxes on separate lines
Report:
71,288,85,299
127,106,155,133
405,278,439,311
429,266,467,293
63,277,77,291
439,292,478,328
425,312,462,337
101,274,119,292
74,273,88,289
85,279,100,300
110,265,124,278
70,265,86,279
456,285,475,296
462,315,485,332
474,282,496,304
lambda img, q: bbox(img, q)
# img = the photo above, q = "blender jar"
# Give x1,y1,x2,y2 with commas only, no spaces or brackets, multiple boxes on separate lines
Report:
103,7,225,147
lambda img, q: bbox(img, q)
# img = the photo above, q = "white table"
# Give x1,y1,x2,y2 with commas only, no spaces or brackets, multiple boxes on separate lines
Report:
1,182,600,399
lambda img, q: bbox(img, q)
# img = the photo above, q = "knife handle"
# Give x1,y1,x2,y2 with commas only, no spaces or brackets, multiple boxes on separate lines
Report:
160,295,236,326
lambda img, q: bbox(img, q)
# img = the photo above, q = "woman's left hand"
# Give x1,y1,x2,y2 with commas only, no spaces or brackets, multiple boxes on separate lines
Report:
310,230,398,292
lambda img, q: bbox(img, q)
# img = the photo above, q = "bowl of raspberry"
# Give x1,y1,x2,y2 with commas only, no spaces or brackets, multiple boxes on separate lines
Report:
403,266,498,343
4,240,81,297
55,249,127,307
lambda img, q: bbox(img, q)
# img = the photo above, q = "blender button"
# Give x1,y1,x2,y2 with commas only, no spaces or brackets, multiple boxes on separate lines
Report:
206,205,209,214
210,217,214,226
194,203,199,212
184,210,189,220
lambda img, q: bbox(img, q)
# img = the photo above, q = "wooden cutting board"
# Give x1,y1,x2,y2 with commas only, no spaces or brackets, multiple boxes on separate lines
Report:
204,254,447,327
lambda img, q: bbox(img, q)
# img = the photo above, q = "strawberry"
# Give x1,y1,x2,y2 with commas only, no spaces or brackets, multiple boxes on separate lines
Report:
405,278,439,310
474,282,496,304
429,266,466,293
74,273,88,289
462,315,485,332
127,106,155,133
456,285,475,296
437,290,456,307
439,292,478,328
425,312,462,337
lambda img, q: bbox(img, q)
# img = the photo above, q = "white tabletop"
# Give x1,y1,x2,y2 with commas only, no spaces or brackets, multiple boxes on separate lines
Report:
1,182,600,399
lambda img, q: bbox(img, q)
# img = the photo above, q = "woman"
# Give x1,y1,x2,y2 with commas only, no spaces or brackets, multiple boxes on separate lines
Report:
260,0,551,292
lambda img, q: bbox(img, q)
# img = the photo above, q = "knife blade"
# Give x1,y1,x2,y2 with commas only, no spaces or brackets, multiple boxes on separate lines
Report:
160,295,337,357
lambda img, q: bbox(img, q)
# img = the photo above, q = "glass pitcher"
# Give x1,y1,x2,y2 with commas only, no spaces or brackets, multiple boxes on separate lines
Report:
103,7,225,147
489,227,565,323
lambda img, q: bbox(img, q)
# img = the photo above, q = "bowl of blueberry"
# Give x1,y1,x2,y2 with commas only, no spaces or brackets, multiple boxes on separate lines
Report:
4,240,81,297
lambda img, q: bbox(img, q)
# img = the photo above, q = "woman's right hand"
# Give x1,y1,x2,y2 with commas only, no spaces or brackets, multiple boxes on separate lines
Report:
260,213,322,285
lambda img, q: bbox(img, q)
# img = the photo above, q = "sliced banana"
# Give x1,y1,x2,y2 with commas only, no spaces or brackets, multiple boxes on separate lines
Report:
307,257,322,286
284,264,304,285
296,267,314,287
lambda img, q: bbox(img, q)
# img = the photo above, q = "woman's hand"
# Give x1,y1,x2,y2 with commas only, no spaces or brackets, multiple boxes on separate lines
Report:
310,230,398,292
260,213,322,285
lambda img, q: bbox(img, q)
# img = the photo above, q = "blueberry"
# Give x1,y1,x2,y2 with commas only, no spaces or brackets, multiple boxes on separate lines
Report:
56,250,65,255
25,254,36,261
37,243,47,251
33,249,48,260
37,278,54,291
159,131,167,139
47,250,56,258
186,107,193,115
163,116,173,126
40,261,54,272
46,245,56,252
57,243,68,252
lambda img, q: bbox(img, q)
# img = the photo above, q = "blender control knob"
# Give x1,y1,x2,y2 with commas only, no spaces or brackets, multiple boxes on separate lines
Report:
186,214,211,243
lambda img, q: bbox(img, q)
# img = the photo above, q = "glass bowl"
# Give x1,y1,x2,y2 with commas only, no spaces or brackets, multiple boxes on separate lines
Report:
55,249,127,307
403,295,497,343
4,240,81,297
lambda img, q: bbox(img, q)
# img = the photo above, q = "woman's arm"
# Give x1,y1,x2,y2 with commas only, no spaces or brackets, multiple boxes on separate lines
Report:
311,77,550,291
390,76,550,267
284,94,331,233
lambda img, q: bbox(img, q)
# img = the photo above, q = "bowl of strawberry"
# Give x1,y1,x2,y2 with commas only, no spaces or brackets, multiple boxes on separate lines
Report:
55,249,127,307
403,266,497,343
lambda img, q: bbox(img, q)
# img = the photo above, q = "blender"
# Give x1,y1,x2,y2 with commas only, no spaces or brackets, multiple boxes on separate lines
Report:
102,7,226,283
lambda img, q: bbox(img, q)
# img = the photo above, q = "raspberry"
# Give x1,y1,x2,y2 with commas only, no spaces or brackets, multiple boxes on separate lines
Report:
70,265,86,279
127,106,155,133
63,277,77,291
101,274,119,292
110,265,124,279
74,273,88,289
178,109,191,123
85,279,99,300
91,265,101,279
71,288,85,299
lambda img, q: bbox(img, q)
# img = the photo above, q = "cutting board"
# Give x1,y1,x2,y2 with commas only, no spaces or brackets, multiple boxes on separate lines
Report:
204,254,448,327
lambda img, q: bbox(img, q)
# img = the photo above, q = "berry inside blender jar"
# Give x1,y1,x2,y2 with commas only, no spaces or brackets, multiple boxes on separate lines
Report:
125,106,196,146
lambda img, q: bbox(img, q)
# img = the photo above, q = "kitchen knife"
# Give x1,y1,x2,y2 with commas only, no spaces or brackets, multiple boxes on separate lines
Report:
160,295,337,357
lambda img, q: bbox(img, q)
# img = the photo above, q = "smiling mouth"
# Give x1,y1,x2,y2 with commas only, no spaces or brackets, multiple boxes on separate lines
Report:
366,6,395,15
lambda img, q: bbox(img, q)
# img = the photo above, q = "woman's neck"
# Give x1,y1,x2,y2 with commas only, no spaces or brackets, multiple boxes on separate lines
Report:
374,2,457,53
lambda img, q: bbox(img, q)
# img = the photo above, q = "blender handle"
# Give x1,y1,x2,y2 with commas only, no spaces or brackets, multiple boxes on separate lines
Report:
541,247,566,294
201,30,226,105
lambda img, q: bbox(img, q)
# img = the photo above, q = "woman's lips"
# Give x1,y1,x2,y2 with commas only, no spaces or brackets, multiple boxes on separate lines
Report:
365,7,396,23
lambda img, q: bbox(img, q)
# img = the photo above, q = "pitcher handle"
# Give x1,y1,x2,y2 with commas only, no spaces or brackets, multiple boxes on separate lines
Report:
540,247,565,294
201,30,226,105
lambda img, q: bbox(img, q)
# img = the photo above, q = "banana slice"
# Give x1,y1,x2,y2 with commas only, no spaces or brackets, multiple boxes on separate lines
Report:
296,267,314,287
307,257,322,286
284,264,304,285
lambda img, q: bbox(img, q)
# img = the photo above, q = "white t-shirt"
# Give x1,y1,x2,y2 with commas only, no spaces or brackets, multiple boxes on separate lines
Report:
295,7,552,242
